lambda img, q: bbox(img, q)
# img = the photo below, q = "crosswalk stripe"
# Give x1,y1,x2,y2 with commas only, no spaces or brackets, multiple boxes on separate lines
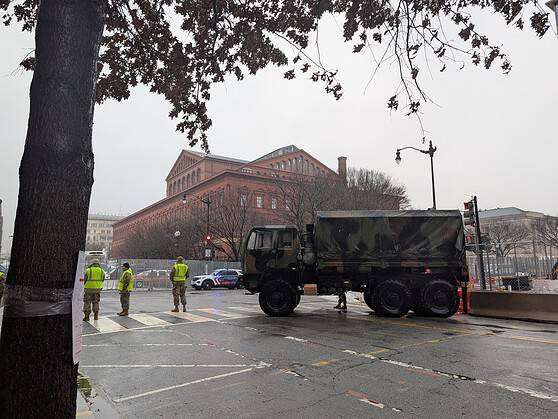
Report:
166,311,214,323
196,308,248,318
129,314,171,327
89,317,128,332
228,306,262,313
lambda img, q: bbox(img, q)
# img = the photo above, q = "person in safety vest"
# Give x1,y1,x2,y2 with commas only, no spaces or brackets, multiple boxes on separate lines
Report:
83,259,105,321
170,256,189,312
0,269,6,305
117,262,134,316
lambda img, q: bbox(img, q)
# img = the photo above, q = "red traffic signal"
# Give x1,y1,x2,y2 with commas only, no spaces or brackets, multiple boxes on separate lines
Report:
205,234,212,241
463,200,475,226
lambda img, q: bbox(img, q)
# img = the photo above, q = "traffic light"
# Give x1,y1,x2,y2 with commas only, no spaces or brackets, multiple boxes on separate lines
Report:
205,234,212,241
463,200,475,226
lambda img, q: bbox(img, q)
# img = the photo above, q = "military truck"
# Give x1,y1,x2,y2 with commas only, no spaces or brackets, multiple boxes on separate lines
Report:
241,210,468,318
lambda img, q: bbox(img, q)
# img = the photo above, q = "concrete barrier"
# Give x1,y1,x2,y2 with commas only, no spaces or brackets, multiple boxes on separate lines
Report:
470,290,558,323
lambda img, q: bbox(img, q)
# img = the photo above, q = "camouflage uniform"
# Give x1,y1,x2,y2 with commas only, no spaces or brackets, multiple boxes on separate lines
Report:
0,271,6,305
118,267,133,315
83,262,104,321
335,290,347,310
170,258,188,311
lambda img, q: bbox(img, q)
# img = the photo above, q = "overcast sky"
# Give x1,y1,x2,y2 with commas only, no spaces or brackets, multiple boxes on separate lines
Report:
1,11,557,254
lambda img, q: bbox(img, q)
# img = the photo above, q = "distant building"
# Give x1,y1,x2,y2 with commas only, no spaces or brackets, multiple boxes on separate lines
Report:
112,145,364,257
86,214,123,256
478,207,549,229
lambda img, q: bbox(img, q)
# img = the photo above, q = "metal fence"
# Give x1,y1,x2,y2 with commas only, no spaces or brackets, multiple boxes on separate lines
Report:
93,258,241,290
467,242,558,293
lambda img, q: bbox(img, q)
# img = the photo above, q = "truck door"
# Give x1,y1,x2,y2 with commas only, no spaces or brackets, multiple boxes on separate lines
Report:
244,229,275,275
274,230,298,271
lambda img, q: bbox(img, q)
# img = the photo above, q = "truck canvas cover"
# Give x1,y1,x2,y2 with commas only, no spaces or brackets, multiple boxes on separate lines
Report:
315,210,464,266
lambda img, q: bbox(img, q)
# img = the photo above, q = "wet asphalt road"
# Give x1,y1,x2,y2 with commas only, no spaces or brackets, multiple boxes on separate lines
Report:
77,289,558,418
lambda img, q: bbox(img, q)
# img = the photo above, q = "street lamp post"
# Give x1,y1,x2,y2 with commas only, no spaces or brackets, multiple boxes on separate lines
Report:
182,193,212,259
395,140,438,210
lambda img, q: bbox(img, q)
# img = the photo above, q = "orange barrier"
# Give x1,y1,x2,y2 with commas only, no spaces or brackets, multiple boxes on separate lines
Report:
458,287,471,313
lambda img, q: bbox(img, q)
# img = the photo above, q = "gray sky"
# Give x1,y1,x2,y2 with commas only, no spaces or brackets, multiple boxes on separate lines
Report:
1,12,557,255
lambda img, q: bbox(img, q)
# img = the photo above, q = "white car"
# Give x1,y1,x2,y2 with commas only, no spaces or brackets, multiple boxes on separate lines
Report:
192,269,243,290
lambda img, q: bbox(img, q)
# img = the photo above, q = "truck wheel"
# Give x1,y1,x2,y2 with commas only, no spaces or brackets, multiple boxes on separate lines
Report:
420,280,459,318
259,279,297,317
363,292,376,311
294,293,301,308
373,280,411,317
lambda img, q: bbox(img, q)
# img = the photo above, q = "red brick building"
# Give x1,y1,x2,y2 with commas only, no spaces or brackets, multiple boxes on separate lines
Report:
112,145,343,256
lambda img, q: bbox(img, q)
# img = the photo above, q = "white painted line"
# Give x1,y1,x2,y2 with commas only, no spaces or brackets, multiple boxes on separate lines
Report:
83,343,194,347
114,368,255,403
228,306,262,313
81,364,261,368
343,349,558,402
166,311,215,323
196,308,248,318
285,336,308,343
89,317,128,333
129,313,171,327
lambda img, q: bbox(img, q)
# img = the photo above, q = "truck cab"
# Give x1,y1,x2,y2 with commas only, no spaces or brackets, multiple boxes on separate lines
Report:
242,226,300,294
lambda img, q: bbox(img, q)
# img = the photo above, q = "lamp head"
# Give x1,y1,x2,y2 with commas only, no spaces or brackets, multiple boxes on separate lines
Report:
395,150,402,165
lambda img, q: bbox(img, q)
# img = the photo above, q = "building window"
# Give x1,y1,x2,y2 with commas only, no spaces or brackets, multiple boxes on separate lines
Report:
311,163,315,176
285,199,291,210
240,193,248,206
305,160,309,174
287,160,291,171
256,196,263,208
281,161,285,170
292,158,297,172
271,197,277,210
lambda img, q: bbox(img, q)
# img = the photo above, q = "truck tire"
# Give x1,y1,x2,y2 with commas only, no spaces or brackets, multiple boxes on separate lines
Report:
294,293,301,308
259,279,297,317
420,280,459,318
373,280,411,317
363,292,376,311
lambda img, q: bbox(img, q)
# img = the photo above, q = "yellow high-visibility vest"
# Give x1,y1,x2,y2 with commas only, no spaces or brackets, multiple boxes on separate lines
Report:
173,263,189,282
117,268,134,292
84,266,104,290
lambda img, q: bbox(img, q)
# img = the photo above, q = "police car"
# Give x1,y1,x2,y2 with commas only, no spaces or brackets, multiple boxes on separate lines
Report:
191,269,243,290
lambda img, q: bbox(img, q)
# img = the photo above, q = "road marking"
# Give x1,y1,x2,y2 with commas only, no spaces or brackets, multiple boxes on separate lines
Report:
166,311,215,323
83,343,194,347
312,359,338,367
503,335,558,345
129,313,171,327
89,317,128,333
228,306,262,313
113,368,255,403
284,336,308,343
343,349,558,402
81,363,262,368
196,308,248,318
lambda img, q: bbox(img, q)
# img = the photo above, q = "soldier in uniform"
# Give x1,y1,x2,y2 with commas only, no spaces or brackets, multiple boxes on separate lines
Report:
0,269,6,305
117,262,134,316
334,289,347,310
170,256,189,312
83,259,105,321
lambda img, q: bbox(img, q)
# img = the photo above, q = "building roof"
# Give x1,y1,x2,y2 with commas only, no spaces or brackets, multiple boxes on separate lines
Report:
88,214,124,222
253,145,300,162
188,150,249,165
478,207,526,219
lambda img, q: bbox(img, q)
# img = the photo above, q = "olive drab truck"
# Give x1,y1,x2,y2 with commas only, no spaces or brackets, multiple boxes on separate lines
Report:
241,210,468,318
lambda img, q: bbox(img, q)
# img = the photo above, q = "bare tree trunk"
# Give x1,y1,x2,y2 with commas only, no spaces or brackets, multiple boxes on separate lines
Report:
0,1,105,417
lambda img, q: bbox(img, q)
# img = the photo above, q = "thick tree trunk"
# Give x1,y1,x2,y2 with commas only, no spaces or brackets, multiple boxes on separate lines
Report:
0,1,105,417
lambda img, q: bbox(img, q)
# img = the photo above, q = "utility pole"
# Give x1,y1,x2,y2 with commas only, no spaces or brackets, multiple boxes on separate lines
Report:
473,196,486,289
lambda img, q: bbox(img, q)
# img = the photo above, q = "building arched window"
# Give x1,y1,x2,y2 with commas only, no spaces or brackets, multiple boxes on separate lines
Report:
192,171,196,184
287,160,291,171
281,161,285,170
298,156,303,173
197,168,201,182
187,173,191,187
311,163,315,176
177,178,182,191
